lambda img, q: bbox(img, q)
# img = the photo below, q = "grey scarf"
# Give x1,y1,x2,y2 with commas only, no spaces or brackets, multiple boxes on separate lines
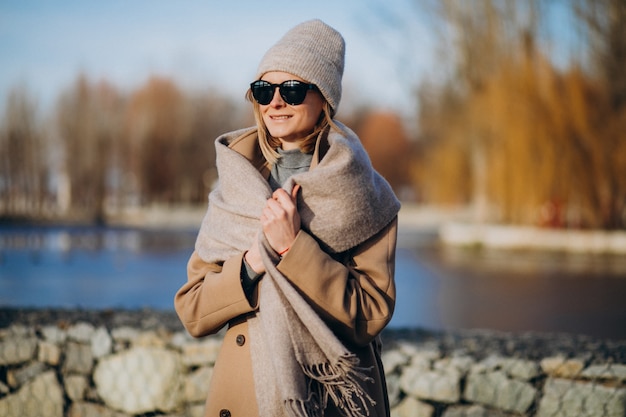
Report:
196,122,400,416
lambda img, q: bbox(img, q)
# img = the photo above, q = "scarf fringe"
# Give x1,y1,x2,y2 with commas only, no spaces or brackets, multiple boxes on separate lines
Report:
296,354,376,417
285,392,322,417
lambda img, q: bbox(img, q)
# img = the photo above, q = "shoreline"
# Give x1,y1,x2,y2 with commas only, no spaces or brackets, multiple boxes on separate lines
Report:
399,205,626,254
4,203,625,254
2,310,625,416
2,307,625,359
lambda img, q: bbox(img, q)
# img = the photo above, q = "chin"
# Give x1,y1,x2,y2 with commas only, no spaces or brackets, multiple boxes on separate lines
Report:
268,128,295,139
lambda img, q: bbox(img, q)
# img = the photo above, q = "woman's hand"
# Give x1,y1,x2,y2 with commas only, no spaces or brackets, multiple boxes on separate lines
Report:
261,185,301,256
244,231,265,274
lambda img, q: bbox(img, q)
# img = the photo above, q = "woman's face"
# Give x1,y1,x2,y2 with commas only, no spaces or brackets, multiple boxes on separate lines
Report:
260,71,324,150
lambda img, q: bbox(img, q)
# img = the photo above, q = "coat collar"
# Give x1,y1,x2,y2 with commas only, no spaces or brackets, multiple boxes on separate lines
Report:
227,126,331,175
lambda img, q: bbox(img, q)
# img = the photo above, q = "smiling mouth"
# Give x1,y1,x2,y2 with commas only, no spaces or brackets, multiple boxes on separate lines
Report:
270,115,291,120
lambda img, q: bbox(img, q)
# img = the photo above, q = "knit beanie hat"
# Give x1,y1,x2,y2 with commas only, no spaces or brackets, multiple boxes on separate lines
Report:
255,19,345,114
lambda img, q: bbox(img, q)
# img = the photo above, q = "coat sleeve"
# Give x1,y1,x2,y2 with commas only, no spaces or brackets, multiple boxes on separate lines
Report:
174,251,257,338
277,216,398,347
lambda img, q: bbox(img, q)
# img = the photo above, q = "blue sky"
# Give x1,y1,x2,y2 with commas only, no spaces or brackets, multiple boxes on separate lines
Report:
0,0,433,117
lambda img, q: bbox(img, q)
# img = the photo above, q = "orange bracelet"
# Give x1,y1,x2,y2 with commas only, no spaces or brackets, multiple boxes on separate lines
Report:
278,247,290,256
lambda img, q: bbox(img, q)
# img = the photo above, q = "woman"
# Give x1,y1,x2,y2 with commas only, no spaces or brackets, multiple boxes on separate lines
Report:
175,19,400,417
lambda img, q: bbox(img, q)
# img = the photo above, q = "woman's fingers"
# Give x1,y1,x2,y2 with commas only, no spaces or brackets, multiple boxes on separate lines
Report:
272,188,296,210
260,185,302,255
262,197,287,220
265,186,298,219
291,184,301,203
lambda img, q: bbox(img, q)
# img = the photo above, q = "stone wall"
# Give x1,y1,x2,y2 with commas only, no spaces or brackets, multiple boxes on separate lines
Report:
0,309,625,417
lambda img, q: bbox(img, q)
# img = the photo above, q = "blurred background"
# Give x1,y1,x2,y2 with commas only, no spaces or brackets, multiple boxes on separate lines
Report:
1,0,625,339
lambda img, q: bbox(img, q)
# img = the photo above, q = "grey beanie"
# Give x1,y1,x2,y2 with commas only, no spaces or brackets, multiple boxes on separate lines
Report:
255,19,345,114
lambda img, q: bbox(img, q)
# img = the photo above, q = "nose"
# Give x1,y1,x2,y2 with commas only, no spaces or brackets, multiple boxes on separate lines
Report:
268,86,285,107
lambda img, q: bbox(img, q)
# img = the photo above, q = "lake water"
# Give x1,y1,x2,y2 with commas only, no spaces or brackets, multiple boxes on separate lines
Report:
1,224,625,340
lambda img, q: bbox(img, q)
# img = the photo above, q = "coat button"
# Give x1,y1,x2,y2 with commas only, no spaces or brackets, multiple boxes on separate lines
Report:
219,409,231,417
236,334,245,346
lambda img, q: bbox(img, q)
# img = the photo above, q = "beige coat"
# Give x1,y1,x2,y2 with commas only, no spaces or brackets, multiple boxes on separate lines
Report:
175,131,397,417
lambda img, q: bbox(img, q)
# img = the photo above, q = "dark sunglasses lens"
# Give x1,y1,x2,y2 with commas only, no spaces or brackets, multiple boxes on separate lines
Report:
251,80,312,105
279,81,308,105
251,81,274,105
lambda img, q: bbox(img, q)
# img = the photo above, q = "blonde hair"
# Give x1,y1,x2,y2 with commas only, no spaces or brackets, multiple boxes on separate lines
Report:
245,89,345,164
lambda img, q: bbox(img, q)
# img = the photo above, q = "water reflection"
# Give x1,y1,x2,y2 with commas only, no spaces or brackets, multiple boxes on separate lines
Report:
0,225,196,254
0,225,197,311
396,237,626,340
1,225,625,340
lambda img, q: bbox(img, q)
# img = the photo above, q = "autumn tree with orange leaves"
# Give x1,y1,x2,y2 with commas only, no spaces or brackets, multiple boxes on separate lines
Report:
411,0,626,229
357,111,413,198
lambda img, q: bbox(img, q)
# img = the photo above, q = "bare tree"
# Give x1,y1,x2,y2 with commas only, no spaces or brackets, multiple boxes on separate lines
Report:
576,0,626,110
56,75,124,222
124,77,189,204
180,91,248,204
573,0,626,228
124,77,247,206
0,86,46,218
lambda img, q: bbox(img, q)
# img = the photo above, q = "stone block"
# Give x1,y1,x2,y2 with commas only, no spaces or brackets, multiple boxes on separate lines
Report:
477,355,541,381
64,375,89,401
581,364,626,382
0,337,37,366
540,355,585,378
170,331,194,349
452,355,476,374
386,373,402,407
132,330,167,348
93,346,184,414
398,341,440,361
7,361,47,388
435,355,476,375
0,371,63,417
400,366,461,403
396,341,422,357
38,340,61,365
537,377,626,417
382,348,410,373
443,404,511,417
184,366,213,403
391,396,434,417
2,324,33,337
187,403,207,417
503,358,541,381
40,325,67,344
91,326,113,358
464,370,536,414
68,401,131,417
111,326,140,342
63,342,94,375
411,347,442,362
67,322,96,343
181,338,222,367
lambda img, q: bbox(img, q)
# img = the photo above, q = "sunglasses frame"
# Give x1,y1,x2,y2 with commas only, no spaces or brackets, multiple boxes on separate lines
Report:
250,80,317,106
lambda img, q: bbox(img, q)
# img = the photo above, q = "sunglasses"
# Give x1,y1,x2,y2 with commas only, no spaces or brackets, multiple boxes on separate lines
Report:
250,80,317,106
